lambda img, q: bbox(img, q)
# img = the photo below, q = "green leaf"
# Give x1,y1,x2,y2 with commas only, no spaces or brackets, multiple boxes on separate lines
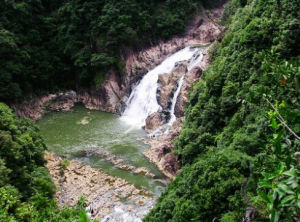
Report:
277,183,293,194
297,200,300,209
280,195,294,205
258,190,270,202
271,210,280,222
258,181,272,188
271,119,278,130
283,170,296,177
262,172,277,180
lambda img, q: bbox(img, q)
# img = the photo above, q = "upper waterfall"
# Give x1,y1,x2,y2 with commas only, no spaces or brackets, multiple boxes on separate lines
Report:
121,46,203,128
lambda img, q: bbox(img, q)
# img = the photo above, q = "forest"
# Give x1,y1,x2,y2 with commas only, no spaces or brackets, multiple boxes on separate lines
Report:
0,0,222,103
0,0,299,221
145,0,299,221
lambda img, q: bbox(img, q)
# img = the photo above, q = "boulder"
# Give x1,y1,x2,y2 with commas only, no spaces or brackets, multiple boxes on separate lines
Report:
145,112,164,132
157,62,188,109
175,66,203,117
162,154,178,176
133,167,150,175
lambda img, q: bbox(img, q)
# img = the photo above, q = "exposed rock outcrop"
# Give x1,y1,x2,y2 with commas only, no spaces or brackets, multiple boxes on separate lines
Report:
11,92,77,121
113,6,225,117
145,112,164,132
78,69,123,113
143,44,215,179
143,117,184,179
175,65,203,117
120,6,225,103
12,69,123,120
45,152,154,220
157,62,188,110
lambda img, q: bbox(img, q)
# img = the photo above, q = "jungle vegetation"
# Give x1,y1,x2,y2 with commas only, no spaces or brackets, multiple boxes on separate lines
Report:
0,0,223,103
0,103,95,221
144,0,300,221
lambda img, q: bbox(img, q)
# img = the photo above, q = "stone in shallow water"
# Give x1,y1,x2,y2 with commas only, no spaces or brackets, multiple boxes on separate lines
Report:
119,165,135,171
44,152,155,221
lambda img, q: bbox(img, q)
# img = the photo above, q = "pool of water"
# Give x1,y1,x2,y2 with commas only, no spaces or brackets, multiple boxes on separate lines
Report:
37,105,167,195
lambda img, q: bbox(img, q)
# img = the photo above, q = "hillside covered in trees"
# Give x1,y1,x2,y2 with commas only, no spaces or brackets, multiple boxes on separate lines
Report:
145,0,299,221
0,0,224,103
0,103,92,221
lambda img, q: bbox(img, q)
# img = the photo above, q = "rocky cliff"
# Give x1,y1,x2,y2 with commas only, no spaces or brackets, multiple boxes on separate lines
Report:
142,45,214,179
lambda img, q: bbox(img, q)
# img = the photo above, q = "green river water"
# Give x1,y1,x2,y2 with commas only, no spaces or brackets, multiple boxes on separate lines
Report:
37,105,167,196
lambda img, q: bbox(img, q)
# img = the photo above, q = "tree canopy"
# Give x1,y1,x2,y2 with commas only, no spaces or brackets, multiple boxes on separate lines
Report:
0,0,222,103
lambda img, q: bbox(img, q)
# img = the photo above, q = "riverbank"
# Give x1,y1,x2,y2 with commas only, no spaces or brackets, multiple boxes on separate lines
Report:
45,152,155,220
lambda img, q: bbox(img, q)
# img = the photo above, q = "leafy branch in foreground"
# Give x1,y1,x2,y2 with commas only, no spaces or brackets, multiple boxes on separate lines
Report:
257,103,299,222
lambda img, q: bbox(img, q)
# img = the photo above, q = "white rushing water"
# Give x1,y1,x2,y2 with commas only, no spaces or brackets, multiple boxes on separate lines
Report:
101,201,155,222
121,46,204,128
168,75,185,125
167,49,205,126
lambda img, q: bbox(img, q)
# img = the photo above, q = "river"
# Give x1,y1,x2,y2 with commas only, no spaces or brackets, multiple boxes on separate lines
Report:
37,105,167,195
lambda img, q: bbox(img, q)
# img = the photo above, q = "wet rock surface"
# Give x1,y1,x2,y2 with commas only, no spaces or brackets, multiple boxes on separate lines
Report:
145,112,164,132
157,62,188,110
45,152,155,220
143,45,216,179
82,147,156,179
143,118,184,179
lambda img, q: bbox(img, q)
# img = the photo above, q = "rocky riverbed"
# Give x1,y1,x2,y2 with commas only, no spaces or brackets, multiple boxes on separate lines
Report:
45,152,155,220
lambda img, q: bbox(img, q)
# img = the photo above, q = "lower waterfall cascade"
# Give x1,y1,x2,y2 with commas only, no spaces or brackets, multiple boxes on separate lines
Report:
121,46,206,129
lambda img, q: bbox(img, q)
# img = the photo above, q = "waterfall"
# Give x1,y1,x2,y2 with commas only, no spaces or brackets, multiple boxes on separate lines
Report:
167,48,205,126
121,46,204,128
168,75,185,125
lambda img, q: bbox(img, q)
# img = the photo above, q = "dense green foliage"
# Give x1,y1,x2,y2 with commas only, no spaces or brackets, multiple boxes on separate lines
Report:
257,105,299,221
145,0,300,221
0,0,227,103
0,103,91,221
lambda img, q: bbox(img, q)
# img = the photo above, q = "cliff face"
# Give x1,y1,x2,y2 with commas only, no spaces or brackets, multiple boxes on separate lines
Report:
142,45,213,179
12,5,224,121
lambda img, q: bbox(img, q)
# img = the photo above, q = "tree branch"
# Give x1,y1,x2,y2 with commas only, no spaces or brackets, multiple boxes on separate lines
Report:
264,97,300,140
